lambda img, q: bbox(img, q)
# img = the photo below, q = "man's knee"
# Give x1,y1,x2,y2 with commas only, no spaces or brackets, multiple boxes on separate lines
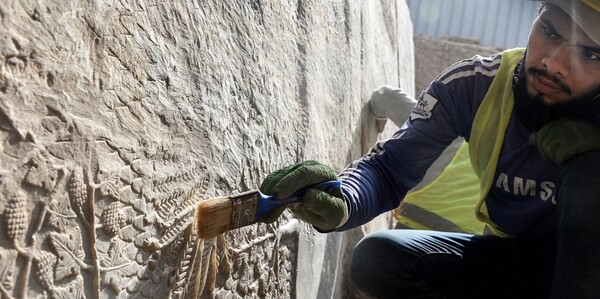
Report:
559,151,600,201
349,230,420,297
349,232,394,291
562,151,600,177
557,151,600,229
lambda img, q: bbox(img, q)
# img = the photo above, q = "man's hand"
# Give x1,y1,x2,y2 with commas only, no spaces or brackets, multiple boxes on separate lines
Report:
259,160,347,231
530,117,600,166
368,86,417,133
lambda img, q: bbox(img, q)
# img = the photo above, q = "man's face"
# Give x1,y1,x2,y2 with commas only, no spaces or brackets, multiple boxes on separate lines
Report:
525,4,600,106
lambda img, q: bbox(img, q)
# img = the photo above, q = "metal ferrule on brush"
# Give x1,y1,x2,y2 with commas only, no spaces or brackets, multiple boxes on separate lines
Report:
230,190,260,229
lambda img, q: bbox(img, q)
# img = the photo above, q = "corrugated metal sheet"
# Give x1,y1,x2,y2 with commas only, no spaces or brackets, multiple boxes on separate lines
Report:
406,0,539,48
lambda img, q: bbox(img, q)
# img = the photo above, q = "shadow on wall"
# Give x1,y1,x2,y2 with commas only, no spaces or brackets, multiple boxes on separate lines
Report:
315,95,399,299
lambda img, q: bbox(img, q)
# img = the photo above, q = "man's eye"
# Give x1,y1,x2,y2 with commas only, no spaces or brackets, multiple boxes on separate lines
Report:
542,26,559,40
582,48,600,61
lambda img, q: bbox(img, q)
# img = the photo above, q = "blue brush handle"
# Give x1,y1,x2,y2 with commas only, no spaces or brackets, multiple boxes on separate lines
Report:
256,180,342,219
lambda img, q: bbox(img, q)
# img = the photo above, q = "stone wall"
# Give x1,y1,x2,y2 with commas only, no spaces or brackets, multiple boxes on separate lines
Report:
0,0,413,298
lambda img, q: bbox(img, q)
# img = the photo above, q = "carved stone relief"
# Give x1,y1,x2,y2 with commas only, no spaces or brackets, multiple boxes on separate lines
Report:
0,0,412,298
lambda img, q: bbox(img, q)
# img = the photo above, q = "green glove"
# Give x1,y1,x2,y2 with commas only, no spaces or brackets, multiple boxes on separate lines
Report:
259,160,347,231
530,116,600,166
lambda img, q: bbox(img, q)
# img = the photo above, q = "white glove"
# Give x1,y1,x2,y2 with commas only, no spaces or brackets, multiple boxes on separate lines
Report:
368,86,417,132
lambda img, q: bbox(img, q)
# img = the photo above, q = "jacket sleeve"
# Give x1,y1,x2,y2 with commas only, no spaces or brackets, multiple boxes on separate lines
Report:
335,54,499,231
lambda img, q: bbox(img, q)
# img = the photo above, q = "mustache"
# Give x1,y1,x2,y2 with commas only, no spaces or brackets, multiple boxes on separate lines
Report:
527,67,572,95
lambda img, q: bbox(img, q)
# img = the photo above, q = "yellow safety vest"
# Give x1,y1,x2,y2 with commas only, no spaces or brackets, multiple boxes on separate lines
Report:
394,48,525,236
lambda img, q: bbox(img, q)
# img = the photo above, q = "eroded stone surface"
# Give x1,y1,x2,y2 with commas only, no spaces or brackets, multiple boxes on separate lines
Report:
0,0,413,298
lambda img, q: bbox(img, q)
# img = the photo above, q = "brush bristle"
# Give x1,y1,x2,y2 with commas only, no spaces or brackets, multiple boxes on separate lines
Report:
195,196,233,239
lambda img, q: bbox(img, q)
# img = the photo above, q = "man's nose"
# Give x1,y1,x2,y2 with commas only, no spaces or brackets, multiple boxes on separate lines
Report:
541,44,571,78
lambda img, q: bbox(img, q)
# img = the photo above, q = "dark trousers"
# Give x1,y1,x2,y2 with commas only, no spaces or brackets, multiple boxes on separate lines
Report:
349,152,600,298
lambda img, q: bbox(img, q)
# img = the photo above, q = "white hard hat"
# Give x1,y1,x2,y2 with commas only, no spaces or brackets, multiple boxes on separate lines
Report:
545,0,600,45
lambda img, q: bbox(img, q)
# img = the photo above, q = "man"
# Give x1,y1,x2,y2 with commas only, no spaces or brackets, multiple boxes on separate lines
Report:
259,1,600,298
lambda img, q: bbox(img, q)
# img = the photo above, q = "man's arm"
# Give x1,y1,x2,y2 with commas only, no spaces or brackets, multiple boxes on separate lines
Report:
336,54,500,231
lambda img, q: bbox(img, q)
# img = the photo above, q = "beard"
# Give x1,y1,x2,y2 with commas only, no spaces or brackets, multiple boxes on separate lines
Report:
513,51,600,131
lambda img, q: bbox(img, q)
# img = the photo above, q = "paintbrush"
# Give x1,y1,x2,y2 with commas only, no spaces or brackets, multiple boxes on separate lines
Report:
194,180,341,239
